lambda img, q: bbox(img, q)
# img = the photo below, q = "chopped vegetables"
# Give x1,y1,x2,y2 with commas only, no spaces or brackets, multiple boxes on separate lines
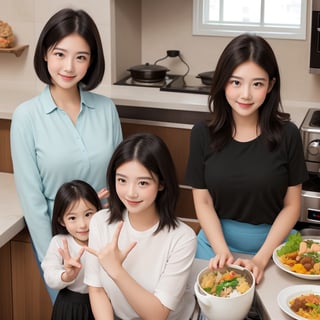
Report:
200,269,250,298
216,278,238,295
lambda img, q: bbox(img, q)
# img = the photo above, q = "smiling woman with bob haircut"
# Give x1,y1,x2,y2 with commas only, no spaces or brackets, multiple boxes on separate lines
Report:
10,8,122,303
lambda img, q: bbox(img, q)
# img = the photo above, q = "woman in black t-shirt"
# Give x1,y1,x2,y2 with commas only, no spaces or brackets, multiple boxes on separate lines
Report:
185,34,308,284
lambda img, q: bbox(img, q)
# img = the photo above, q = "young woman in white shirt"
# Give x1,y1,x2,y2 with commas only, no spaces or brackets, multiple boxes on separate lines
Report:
85,133,197,320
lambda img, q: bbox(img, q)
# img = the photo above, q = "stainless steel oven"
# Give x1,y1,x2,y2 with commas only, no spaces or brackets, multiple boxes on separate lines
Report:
299,108,320,235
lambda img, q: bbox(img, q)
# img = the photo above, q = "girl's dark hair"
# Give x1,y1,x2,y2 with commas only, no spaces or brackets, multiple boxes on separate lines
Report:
52,180,102,235
107,133,179,233
34,8,105,90
208,33,289,151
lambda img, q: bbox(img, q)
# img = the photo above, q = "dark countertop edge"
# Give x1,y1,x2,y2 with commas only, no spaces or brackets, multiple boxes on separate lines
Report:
116,105,210,125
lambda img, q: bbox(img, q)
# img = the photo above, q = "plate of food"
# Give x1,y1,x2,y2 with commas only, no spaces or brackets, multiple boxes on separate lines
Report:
272,232,320,280
277,285,320,320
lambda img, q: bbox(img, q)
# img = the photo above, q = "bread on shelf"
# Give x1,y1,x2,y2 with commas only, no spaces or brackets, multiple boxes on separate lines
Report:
0,20,15,48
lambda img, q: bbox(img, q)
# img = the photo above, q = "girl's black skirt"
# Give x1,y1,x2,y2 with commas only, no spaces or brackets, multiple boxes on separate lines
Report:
51,288,94,320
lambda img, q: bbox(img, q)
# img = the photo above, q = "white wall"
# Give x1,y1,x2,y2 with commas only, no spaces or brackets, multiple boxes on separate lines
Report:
0,0,111,100
1,0,320,106
139,0,320,104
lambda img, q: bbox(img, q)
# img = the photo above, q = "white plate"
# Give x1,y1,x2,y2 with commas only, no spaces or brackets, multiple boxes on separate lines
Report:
272,238,320,280
277,285,320,320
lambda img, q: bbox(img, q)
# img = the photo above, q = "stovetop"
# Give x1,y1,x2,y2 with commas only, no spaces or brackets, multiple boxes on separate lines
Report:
114,74,211,95
114,74,176,88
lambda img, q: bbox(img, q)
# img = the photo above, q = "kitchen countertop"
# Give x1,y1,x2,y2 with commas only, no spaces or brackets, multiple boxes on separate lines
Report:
0,172,25,248
191,257,319,320
0,84,318,127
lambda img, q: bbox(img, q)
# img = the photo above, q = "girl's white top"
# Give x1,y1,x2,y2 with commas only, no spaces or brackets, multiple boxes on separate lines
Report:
41,234,88,294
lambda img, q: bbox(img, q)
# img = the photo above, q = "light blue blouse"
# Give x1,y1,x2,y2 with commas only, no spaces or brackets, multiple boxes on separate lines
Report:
10,85,122,261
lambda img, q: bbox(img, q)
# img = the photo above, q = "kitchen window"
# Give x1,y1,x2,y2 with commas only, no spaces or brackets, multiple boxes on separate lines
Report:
193,0,307,40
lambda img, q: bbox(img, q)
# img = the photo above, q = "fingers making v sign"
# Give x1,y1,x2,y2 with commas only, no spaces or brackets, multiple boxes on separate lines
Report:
85,221,137,279
58,237,85,283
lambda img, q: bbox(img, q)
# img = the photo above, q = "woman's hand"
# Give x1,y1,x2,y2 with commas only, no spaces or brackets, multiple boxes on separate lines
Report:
85,221,137,279
208,251,234,270
58,237,84,283
233,257,264,284
97,188,109,208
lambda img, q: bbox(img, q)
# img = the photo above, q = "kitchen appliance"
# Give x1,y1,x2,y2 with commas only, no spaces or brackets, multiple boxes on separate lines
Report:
127,63,169,82
196,71,214,86
114,73,211,95
194,265,255,320
299,108,320,232
114,50,211,95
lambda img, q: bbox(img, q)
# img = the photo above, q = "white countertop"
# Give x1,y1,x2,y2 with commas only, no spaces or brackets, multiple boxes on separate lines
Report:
191,257,319,320
0,84,318,127
0,172,25,247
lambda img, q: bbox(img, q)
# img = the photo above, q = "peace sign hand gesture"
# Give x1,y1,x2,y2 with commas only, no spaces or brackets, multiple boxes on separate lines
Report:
85,221,137,279
58,237,85,283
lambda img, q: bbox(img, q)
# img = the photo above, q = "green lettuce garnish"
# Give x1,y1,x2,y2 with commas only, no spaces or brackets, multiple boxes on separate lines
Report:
276,232,303,256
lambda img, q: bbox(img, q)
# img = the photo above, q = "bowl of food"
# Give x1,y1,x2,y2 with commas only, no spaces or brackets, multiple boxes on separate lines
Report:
194,264,255,320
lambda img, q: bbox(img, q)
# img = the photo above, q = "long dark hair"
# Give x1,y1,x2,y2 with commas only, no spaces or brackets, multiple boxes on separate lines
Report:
52,180,102,235
34,8,105,90
107,133,179,233
208,33,289,151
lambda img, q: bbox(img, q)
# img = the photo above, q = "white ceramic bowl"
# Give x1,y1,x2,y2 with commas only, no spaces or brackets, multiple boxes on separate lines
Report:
194,264,255,320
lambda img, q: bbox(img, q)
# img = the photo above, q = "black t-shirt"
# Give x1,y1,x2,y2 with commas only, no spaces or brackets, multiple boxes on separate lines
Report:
185,121,308,225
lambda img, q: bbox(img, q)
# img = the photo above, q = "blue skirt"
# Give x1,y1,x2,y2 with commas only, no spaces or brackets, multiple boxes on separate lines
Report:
196,219,295,259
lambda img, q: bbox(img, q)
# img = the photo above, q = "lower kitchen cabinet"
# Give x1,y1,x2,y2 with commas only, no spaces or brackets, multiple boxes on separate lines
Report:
0,242,13,320
11,229,52,320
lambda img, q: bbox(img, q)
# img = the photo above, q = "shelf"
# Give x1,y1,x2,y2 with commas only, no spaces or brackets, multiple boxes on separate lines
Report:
0,45,29,57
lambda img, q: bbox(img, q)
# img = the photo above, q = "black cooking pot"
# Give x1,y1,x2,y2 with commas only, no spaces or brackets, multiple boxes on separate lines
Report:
196,71,215,86
127,63,169,83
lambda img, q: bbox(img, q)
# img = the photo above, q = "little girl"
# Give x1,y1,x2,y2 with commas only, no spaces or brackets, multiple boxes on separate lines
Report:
41,180,102,320
85,133,197,320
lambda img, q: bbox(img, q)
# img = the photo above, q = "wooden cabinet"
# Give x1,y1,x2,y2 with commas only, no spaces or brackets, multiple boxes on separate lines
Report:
0,119,13,173
0,229,52,320
1,120,52,318
11,229,52,320
0,242,13,320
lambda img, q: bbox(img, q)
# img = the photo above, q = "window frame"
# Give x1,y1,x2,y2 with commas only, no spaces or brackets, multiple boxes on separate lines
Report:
192,0,307,40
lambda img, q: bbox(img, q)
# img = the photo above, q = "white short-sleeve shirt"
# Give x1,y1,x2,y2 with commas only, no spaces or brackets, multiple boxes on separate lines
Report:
84,209,197,320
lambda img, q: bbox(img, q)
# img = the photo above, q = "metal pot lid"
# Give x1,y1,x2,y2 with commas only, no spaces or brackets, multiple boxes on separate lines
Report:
127,63,169,72
197,71,214,79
